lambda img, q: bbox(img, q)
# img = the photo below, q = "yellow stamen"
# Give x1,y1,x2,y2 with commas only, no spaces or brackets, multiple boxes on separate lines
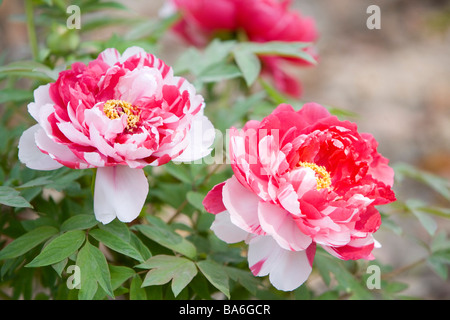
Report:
298,161,332,190
103,99,140,131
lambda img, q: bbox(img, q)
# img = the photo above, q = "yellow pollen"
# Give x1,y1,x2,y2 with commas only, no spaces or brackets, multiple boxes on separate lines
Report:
298,161,332,190
103,99,140,131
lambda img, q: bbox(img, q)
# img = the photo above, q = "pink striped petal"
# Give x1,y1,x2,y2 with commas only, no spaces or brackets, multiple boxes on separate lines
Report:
322,235,375,260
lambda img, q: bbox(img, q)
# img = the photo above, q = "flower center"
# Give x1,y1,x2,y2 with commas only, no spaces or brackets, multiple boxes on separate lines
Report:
103,99,140,131
298,161,331,190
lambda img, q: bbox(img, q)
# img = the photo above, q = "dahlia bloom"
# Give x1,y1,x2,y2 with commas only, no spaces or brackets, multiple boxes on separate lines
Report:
203,103,396,291
167,0,319,98
18,47,215,224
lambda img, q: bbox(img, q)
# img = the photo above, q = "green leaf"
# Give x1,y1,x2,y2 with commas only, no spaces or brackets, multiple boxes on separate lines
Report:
427,254,449,279
133,217,197,259
109,265,135,291
80,1,129,13
314,252,373,299
76,241,114,299
239,41,316,64
259,78,289,105
98,218,130,242
60,214,98,232
406,200,437,236
138,255,197,298
431,232,450,253
0,226,59,260
130,274,147,300
0,89,34,104
0,186,33,208
89,228,144,262
186,191,206,212
198,63,242,83
224,266,259,295
26,230,85,267
0,60,59,81
394,163,450,201
164,162,192,184
16,176,54,190
129,232,152,261
202,39,237,69
233,47,261,86
196,260,230,299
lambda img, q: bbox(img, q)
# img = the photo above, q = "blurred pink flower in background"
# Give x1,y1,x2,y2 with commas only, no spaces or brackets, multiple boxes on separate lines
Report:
167,0,319,98
203,103,396,291
19,47,215,224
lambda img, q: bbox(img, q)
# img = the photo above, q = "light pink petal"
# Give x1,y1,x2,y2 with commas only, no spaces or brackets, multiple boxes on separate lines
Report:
222,176,265,235
116,67,163,103
290,167,318,198
27,84,53,122
57,121,92,146
276,183,301,215
18,125,63,170
258,201,312,251
173,112,215,163
248,236,315,291
313,227,351,247
210,211,250,244
94,166,148,224
89,125,121,161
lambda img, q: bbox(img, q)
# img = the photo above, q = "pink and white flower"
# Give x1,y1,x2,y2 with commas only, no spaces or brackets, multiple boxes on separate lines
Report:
19,47,215,224
203,103,396,291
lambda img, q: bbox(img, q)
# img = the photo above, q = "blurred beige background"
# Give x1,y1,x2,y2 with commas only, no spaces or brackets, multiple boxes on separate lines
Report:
1,0,449,298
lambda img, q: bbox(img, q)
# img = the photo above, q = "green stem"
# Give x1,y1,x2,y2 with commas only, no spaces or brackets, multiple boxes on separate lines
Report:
25,0,39,60
381,258,427,280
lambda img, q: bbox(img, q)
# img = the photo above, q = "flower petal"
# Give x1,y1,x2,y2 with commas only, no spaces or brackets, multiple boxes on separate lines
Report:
34,125,86,169
222,175,265,235
173,112,215,163
18,125,63,171
210,211,250,244
203,182,226,214
94,166,148,224
248,235,315,291
258,201,312,251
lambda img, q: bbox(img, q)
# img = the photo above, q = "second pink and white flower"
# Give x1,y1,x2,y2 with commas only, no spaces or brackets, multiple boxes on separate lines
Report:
203,103,396,291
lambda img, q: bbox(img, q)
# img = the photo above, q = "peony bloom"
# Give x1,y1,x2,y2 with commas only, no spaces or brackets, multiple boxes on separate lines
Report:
19,47,215,224
203,103,396,291
167,0,319,98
